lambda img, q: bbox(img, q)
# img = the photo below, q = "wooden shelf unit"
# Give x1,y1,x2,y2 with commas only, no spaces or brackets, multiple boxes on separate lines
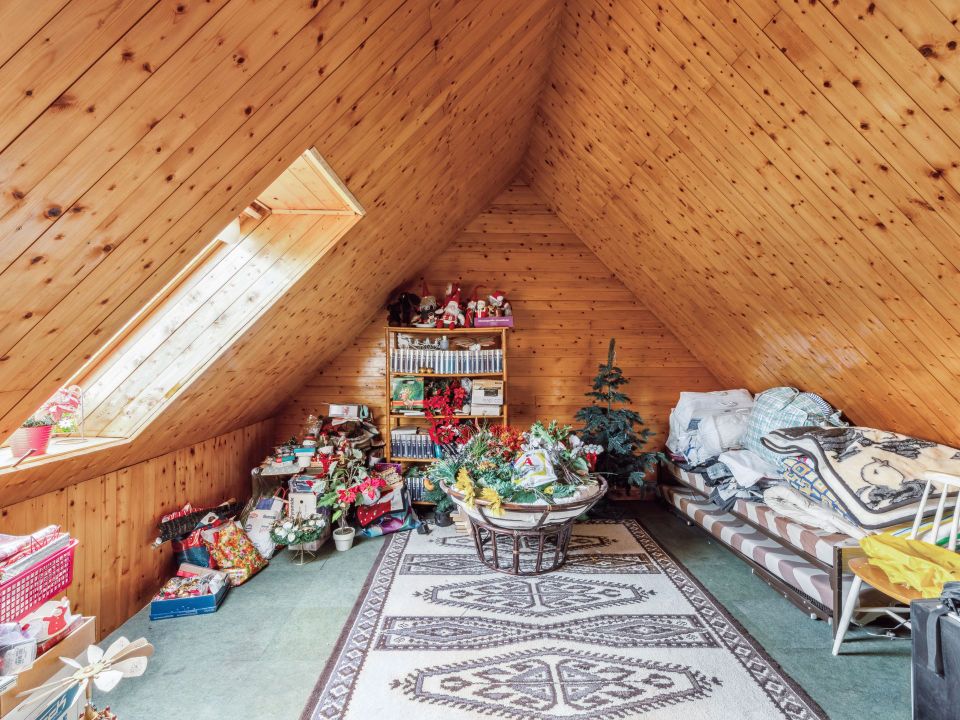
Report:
384,326,508,465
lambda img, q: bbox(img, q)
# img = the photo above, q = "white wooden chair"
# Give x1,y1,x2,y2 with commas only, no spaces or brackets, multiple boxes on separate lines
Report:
832,470,960,656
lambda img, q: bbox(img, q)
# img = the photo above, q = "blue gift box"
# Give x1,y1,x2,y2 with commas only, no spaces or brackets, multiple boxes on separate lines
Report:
150,582,228,620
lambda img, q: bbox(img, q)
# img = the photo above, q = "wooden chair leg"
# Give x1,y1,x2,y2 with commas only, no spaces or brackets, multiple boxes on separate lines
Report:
832,575,863,656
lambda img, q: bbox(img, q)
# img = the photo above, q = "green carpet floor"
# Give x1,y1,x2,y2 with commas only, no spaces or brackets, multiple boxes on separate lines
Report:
99,503,910,719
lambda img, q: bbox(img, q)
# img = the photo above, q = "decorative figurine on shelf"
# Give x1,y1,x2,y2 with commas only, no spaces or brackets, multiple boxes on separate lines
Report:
464,289,478,328
436,283,465,329
489,290,510,317
475,297,488,320
415,279,438,327
386,288,421,327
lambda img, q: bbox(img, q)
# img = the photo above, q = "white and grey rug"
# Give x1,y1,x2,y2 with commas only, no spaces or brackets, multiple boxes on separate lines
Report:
302,520,826,719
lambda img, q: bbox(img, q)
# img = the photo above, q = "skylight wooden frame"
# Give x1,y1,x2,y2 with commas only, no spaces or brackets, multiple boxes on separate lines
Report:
4,148,362,467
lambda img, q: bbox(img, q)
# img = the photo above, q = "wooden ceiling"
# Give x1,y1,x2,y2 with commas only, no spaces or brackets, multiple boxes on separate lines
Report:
11,0,960,504
525,0,960,447
0,0,560,505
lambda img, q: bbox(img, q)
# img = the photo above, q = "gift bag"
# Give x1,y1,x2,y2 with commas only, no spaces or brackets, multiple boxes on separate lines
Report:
243,494,285,559
359,487,420,537
202,521,267,586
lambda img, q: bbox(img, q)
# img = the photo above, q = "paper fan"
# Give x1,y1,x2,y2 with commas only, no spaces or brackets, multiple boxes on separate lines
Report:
19,637,154,717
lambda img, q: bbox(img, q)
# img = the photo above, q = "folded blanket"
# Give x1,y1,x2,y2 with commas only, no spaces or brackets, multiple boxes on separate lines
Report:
763,426,960,529
719,448,779,488
763,484,866,539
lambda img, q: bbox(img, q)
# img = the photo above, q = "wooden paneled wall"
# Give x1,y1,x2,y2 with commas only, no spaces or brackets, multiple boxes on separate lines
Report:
525,0,960,447
277,182,720,442
0,1,561,507
0,419,274,639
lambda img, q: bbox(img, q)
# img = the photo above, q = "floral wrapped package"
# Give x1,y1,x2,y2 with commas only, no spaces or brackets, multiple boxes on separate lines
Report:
201,521,267,586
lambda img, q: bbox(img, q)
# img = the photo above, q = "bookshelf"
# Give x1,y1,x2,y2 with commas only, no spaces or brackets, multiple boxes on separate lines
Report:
384,326,508,464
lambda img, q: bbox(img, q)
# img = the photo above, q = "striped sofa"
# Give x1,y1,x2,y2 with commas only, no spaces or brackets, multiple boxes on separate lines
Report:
660,460,863,627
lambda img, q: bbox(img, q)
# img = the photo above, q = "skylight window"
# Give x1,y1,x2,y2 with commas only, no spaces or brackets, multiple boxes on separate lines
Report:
3,149,362,468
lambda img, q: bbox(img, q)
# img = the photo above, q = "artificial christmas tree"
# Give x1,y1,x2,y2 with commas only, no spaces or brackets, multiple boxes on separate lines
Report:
576,338,661,494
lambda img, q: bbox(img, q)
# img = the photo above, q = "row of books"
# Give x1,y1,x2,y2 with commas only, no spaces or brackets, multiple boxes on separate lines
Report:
390,348,503,374
390,433,437,459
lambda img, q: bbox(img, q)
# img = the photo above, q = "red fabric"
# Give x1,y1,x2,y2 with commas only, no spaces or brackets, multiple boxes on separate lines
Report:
356,500,393,527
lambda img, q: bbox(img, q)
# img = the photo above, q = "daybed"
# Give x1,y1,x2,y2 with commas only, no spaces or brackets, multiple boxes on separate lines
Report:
659,459,862,625
659,387,960,632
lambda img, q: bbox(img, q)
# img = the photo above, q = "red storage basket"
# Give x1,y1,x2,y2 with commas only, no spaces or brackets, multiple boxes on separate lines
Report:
0,538,78,622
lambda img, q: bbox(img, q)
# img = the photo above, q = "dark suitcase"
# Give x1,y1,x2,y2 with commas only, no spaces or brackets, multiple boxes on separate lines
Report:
912,598,960,720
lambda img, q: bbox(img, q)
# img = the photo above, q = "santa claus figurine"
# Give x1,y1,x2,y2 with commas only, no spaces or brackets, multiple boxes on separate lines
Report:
436,284,465,329
489,290,509,317
464,287,483,327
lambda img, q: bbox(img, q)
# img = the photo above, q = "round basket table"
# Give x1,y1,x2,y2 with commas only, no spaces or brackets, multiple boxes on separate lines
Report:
441,478,607,576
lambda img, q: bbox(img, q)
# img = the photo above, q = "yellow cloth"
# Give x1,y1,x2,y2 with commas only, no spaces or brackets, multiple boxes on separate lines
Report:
861,534,960,598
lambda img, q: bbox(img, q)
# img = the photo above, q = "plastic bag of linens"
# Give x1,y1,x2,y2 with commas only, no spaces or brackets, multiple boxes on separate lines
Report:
667,389,754,465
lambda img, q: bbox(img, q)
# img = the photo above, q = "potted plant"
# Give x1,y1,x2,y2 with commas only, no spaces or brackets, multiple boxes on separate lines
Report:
9,414,55,459
422,476,455,526
319,448,386,551
576,339,662,496
8,385,82,459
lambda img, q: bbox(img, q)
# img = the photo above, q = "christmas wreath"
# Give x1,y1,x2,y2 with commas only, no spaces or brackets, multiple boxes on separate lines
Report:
269,513,328,546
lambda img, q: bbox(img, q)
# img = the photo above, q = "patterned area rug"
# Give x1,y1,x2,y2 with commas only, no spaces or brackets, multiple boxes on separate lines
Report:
302,520,826,720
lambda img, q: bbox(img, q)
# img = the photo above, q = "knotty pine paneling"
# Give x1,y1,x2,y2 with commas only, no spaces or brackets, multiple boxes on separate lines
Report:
0,1,561,506
276,182,720,442
0,418,274,639
525,0,960,446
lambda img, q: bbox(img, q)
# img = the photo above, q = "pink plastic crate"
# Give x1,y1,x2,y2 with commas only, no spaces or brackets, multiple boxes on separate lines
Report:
0,538,78,622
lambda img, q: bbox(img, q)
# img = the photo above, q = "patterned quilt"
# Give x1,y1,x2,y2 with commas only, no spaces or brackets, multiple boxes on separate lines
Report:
763,426,960,529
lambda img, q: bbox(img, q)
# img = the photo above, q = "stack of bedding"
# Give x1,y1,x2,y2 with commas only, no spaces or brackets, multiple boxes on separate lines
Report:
663,386,960,615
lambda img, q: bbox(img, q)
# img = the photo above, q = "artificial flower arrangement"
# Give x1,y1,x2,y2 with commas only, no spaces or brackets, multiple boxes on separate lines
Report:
268,513,328,547
428,421,603,514
424,379,471,446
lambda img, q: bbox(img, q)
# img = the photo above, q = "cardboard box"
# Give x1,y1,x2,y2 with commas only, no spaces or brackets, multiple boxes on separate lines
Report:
328,404,361,420
149,582,228,621
288,492,318,517
471,379,504,406
0,616,95,718
472,405,502,417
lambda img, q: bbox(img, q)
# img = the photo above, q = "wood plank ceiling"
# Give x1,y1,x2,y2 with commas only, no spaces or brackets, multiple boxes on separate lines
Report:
276,181,720,442
524,0,960,447
0,0,561,505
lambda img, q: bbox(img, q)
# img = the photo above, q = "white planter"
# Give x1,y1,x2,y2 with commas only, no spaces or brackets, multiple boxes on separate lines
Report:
333,527,355,551
441,479,607,530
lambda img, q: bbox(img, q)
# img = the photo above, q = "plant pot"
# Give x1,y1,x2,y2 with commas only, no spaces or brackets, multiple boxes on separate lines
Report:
9,425,53,458
434,510,453,527
333,526,356,551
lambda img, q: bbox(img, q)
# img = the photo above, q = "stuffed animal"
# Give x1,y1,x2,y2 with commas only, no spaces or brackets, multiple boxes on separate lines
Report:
436,283,465,329
386,290,421,327
415,279,438,326
489,290,510,317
